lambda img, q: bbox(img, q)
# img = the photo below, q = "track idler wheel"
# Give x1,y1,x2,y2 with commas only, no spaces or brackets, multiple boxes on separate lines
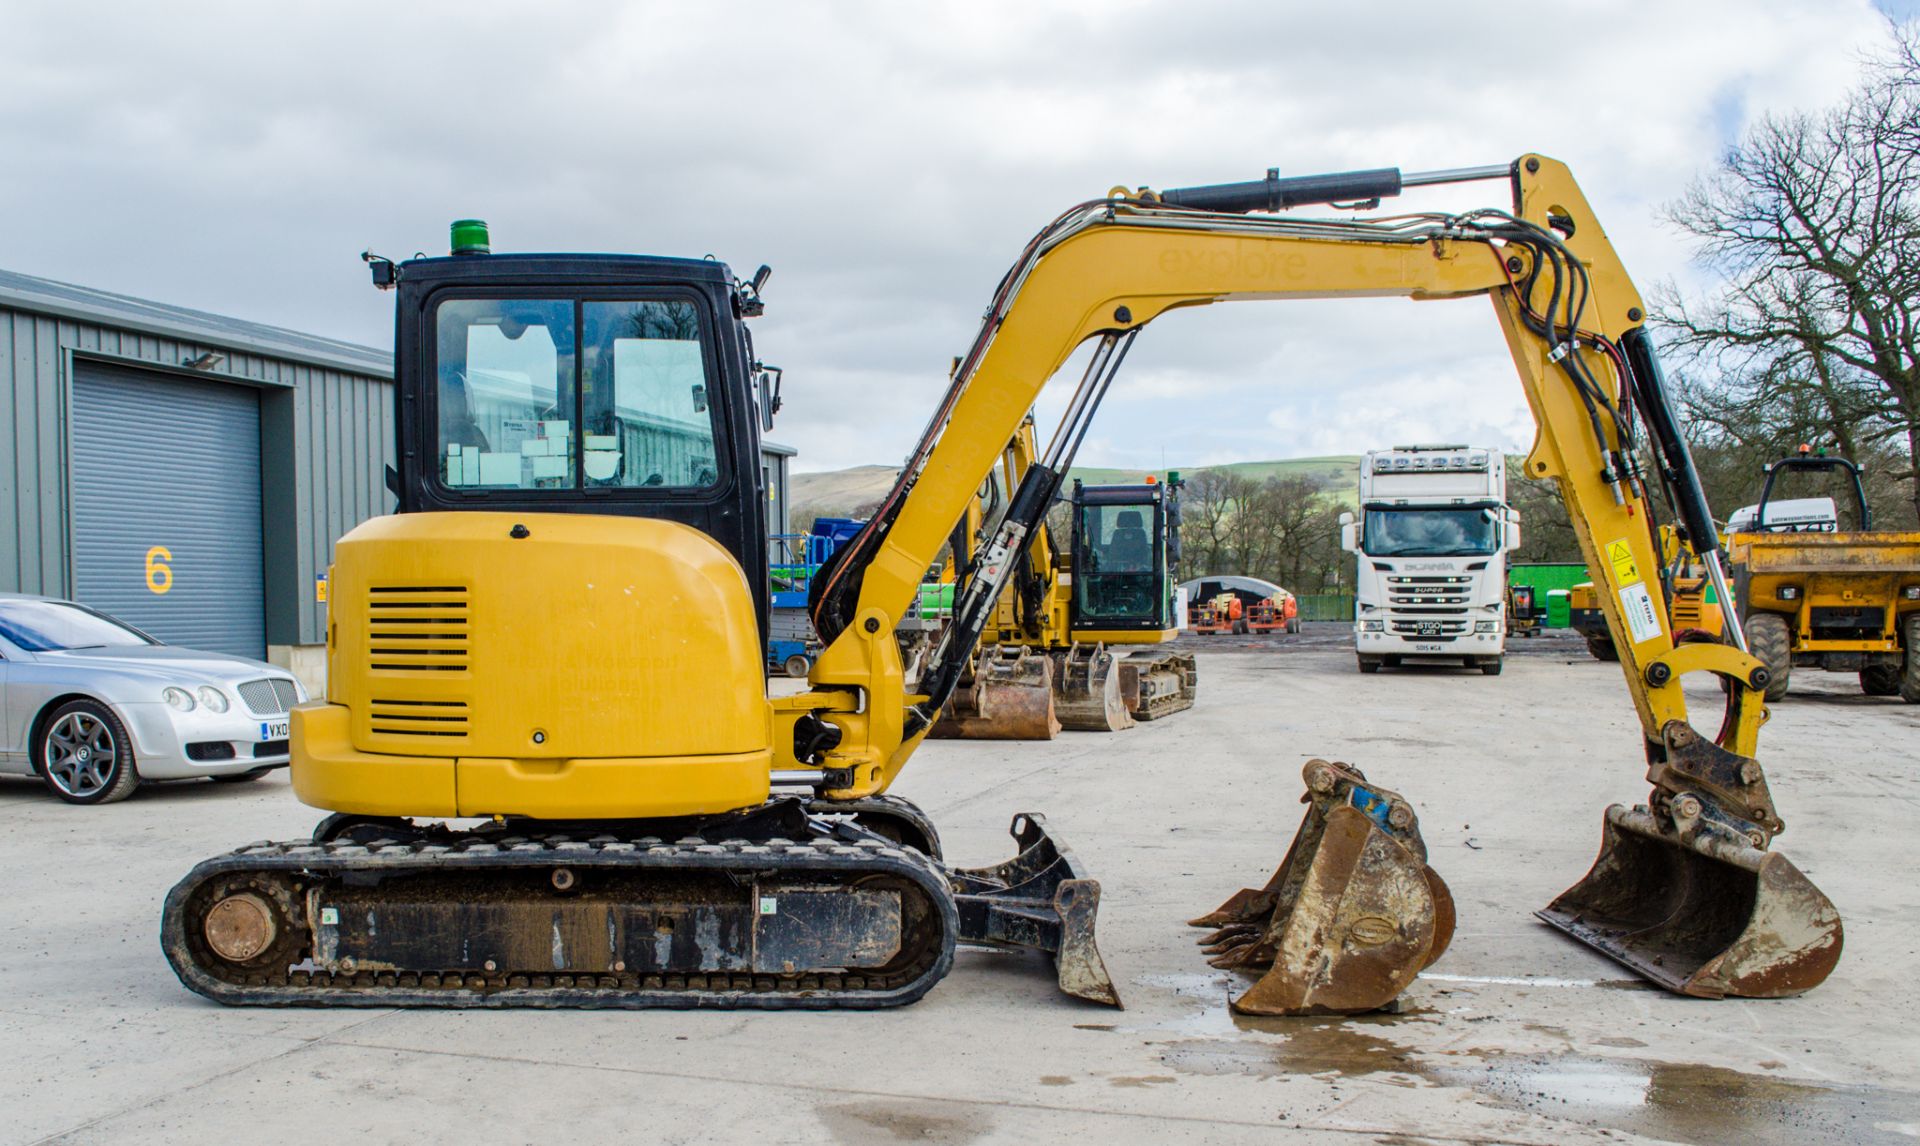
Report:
929,647,1061,740
1191,760,1452,1016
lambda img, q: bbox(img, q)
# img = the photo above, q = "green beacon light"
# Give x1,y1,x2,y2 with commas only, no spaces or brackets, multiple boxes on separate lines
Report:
450,219,491,256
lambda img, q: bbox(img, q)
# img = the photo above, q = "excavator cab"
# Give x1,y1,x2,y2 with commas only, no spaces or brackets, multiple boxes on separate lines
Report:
382,229,775,639
1070,482,1173,632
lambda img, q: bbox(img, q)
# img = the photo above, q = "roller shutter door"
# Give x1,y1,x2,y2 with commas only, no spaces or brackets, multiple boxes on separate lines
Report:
70,363,265,658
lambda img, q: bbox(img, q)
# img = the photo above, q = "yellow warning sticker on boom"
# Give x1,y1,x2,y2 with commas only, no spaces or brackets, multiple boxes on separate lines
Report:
1605,538,1640,586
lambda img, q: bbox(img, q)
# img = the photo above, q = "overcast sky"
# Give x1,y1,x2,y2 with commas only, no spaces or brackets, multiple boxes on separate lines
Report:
3,2,1912,473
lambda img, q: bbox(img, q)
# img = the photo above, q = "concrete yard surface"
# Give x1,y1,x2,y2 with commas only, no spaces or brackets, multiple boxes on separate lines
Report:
2,631,1917,1144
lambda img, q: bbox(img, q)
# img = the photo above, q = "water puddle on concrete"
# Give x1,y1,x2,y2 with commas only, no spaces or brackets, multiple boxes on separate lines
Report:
1147,975,1919,1144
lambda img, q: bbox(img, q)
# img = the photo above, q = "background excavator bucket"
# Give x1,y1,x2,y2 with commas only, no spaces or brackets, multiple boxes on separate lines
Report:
1538,804,1842,998
930,647,1061,740
1052,643,1133,732
1191,760,1452,1016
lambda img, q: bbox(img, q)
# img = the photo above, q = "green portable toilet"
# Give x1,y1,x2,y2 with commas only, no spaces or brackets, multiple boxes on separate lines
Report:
1546,589,1571,629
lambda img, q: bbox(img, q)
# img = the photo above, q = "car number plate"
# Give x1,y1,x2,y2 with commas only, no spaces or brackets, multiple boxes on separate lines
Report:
260,721,290,740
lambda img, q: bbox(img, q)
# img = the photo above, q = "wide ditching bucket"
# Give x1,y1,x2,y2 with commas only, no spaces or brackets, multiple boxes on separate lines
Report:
929,646,1061,740
1191,760,1452,1015
1538,802,1842,998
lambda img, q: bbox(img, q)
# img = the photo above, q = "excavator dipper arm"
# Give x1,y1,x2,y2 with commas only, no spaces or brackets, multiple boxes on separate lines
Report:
793,155,1839,1003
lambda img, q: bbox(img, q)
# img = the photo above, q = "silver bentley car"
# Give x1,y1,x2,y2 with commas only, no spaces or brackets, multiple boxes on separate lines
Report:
0,594,306,804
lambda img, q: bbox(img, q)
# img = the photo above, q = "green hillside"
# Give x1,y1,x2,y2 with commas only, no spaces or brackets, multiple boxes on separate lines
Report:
793,455,1362,519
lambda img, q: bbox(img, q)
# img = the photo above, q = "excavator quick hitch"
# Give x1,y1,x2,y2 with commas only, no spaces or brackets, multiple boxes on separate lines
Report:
929,646,1061,740
1191,760,1453,1015
1538,722,1843,998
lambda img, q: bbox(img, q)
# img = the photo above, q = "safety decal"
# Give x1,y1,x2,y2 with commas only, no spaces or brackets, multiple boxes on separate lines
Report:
1618,581,1663,645
1605,538,1640,586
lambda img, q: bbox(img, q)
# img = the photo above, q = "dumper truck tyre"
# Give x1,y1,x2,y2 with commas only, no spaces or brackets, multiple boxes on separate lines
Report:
1860,663,1901,697
1356,655,1381,674
1902,615,1920,704
1746,613,1792,702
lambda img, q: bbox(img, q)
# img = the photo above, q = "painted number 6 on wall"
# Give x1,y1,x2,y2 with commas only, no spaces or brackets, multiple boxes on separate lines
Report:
146,546,173,594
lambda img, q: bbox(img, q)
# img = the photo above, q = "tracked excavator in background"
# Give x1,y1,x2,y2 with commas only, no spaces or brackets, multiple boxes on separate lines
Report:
930,416,1197,738
165,156,1841,1018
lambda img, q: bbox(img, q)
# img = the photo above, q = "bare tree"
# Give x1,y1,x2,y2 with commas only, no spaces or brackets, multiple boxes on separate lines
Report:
1655,23,1920,525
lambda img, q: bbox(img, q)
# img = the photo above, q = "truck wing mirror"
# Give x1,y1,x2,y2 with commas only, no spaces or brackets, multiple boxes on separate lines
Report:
1339,514,1359,553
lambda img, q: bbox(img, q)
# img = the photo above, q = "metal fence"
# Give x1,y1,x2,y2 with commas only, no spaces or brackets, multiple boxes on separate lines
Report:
1295,593,1355,622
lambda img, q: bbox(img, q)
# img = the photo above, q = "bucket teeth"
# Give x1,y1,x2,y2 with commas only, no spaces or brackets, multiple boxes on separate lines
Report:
1192,759,1451,1016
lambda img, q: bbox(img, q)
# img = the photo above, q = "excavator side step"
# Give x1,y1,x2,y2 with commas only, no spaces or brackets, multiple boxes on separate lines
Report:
1191,760,1452,1015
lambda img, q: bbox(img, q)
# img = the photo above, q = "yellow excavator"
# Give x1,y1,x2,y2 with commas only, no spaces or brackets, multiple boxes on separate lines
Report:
164,156,1841,1016
931,416,1197,738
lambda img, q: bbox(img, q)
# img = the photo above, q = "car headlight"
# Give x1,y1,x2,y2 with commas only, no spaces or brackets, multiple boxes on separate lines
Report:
197,686,230,713
163,686,196,712
1475,620,1499,633
1359,619,1385,632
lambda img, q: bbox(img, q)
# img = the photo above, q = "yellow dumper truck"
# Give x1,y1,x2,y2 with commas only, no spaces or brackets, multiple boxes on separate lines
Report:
1726,449,1920,701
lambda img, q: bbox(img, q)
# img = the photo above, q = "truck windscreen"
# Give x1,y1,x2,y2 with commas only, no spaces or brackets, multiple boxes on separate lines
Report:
1363,507,1500,557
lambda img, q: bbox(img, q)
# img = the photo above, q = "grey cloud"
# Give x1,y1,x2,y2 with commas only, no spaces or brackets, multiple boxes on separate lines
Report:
0,1,1893,471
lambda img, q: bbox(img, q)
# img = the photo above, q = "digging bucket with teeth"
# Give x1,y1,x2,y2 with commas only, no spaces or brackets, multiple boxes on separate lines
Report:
1051,643,1132,732
1537,721,1842,999
1190,760,1453,1016
929,646,1060,740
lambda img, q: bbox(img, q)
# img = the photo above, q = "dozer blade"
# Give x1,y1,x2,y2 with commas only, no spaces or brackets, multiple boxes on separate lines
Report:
1190,760,1451,1016
1052,643,1132,732
929,646,1061,740
1538,803,1842,998
948,812,1121,1007
1117,650,1197,722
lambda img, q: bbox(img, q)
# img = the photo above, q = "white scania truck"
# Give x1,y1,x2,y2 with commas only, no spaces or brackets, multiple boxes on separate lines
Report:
1340,445,1520,675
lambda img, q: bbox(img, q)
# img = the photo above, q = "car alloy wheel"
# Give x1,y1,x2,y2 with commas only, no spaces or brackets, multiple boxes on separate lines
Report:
39,700,139,804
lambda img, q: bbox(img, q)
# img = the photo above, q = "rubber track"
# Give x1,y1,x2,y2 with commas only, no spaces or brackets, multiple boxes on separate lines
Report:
162,833,958,1010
